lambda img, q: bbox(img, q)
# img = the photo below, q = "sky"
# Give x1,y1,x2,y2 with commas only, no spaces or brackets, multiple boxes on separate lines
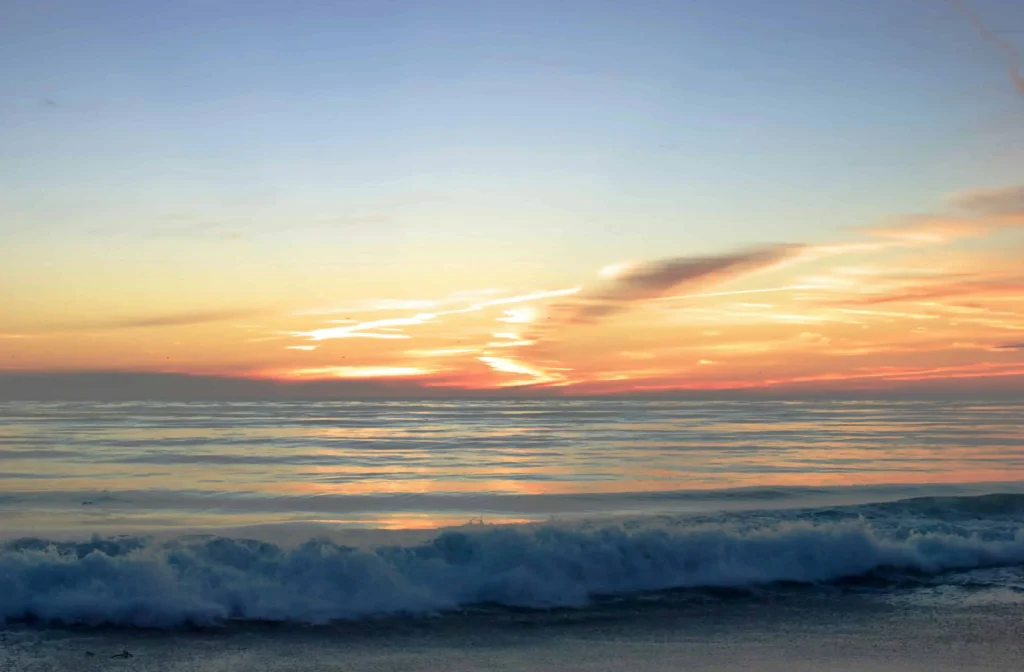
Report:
1,0,1023,399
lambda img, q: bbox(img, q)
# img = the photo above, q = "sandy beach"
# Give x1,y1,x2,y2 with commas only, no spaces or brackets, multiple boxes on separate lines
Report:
5,588,1023,671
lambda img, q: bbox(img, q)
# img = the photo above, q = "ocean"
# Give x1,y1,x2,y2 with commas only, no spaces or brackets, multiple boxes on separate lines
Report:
2,399,1024,670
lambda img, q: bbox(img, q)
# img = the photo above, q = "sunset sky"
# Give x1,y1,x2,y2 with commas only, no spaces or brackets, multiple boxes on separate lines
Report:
2,0,1023,398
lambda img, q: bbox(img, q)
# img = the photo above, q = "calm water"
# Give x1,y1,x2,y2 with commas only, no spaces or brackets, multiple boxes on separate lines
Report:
1,399,1023,532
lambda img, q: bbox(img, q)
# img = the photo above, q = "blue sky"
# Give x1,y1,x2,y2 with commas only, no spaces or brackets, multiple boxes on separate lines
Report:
4,0,1022,260
2,0,1024,397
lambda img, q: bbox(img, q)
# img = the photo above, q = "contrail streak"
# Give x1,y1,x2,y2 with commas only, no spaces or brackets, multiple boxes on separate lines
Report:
952,0,1024,98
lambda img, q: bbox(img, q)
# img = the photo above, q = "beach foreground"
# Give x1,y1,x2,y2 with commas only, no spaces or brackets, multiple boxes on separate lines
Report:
4,588,1023,672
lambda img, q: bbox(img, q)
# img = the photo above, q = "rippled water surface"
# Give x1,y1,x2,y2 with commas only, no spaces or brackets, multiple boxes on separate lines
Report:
1,399,1022,531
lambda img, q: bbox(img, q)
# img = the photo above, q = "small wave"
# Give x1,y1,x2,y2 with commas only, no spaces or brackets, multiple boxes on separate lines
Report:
3,516,1024,628
870,493,1024,519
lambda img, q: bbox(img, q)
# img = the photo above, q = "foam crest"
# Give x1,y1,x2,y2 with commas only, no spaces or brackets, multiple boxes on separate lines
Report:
3,519,1024,627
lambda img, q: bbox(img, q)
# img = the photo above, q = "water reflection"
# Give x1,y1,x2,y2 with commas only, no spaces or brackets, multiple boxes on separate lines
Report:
2,400,1023,531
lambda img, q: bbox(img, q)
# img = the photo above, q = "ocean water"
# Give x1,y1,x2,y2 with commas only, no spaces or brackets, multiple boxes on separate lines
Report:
2,399,1024,632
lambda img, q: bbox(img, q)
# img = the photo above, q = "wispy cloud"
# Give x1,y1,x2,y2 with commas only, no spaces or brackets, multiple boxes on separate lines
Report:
299,288,509,317
486,332,535,348
477,356,568,387
406,348,480,358
858,185,1024,245
569,361,1024,395
553,245,801,325
947,184,1024,219
295,315,426,341
497,306,538,324
952,0,1024,98
297,299,440,316
285,366,433,379
60,308,266,330
291,288,580,343
843,277,1024,305
657,284,823,302
863,215,986,244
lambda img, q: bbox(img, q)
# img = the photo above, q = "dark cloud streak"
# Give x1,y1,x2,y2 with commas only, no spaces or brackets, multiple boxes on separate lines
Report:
948,184,1024,218
952,0,1024,98
556,244,801,325
50,308,266,331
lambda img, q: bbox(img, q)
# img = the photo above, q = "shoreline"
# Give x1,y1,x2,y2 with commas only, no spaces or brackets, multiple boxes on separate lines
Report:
4,590,1023,671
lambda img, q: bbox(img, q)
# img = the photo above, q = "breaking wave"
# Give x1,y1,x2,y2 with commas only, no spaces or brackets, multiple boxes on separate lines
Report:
4,501,1024,628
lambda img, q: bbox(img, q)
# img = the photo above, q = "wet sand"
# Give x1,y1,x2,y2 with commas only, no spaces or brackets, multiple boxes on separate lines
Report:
4,591,1023,671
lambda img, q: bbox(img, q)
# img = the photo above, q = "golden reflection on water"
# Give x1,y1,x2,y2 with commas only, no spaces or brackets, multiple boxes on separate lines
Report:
304,514,537,530
3,401,1023,530
3,448,1024,497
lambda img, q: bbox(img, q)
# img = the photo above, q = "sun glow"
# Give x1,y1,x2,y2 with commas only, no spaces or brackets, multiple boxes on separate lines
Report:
5,182,1024,396
286,366,433,379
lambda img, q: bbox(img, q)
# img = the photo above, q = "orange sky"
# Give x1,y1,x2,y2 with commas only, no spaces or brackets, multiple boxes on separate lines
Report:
2,183,1023,398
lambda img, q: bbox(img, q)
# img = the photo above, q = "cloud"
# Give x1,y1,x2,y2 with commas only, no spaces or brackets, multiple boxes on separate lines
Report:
497,307,538,324
295,314,425,341
947,184,1024,219
298,299,440,316
951,0,1024,99
864,215,986,243
858,185,1024,245
556,244,801,324
292,288,579,342
60,308,266,330
0,372,468,401
406,348,480,358
657,284,824,302
286,366,433,379
300,289,515,317
845,278,1024,305
995,343,1024,350
477,356,568,387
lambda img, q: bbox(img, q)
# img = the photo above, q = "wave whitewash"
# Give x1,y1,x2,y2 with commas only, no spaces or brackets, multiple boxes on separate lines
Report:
2,399,1024,631
3,493,1024,627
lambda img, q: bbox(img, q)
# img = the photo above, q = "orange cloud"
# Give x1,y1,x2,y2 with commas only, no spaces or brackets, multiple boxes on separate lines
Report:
657,284,823,303
295,315,427,341
844,278,1024,306
406,348,480,357
476,356,568,387
291,287,580,343
863,216,985,244
285,366,434,379
7,178,1024,398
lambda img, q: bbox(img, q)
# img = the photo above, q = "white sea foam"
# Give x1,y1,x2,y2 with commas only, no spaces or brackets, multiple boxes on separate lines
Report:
3,515,1024,628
